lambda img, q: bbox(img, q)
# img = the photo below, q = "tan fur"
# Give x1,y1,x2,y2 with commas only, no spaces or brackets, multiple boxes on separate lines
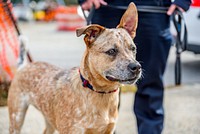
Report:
8,2,141,134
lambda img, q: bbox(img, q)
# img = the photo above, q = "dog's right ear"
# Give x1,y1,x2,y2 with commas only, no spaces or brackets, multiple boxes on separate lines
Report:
76,24,105,47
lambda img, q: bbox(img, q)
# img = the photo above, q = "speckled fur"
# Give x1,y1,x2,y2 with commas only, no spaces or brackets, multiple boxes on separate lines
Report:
8,3,140,134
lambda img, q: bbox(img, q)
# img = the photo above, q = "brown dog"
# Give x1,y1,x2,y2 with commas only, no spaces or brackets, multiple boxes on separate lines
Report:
8,2,141,134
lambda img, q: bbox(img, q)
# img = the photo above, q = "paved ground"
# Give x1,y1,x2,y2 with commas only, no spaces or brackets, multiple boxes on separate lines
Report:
1,84,200,134
0,22,200,134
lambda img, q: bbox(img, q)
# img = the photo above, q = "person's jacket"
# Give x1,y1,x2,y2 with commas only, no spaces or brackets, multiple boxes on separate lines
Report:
79,0,191,11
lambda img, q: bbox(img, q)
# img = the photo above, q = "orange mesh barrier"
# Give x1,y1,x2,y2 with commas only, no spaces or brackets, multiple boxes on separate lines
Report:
55,6,86,31
0,0,20,82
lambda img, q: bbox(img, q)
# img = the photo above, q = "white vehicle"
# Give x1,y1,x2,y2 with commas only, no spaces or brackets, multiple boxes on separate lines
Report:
184,5,200,54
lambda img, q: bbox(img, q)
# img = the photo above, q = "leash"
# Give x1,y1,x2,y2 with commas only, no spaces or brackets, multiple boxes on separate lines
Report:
105,4,169,13
172,10,188,52
81,4,95,25
82,4,169,24
172,9,188,85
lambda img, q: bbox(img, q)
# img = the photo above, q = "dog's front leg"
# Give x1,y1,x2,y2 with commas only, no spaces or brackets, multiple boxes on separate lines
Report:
104,123,115,134
43,118,55,134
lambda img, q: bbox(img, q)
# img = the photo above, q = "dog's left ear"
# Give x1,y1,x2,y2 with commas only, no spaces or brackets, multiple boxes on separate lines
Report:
117,2,138,38
76,24,105,46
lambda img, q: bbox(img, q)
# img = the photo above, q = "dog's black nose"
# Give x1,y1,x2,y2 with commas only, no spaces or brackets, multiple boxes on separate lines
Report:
128,62,141,72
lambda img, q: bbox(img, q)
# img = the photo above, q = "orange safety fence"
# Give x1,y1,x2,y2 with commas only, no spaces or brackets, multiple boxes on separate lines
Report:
0,0,20,82
55,6,86,31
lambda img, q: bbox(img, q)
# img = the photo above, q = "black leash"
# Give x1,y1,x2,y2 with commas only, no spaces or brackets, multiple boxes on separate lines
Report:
81,5,169,24
81,4,95,25
172,9,188,85
106,4,169,13
172,10,188,52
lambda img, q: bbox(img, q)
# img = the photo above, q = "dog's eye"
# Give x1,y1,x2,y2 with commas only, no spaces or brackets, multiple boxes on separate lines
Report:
130,45,136,51
105,48,118,56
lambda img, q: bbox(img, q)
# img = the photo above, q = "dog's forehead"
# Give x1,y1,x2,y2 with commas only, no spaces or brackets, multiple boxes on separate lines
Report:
106,28,131,38
95,28,134,46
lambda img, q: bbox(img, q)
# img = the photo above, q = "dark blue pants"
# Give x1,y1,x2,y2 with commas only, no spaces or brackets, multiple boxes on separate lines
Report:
92,4,172,134
134,12,172,134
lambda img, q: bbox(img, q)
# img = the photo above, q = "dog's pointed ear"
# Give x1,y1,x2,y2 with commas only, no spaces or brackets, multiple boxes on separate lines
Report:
117,2,138,38
76,24,105,46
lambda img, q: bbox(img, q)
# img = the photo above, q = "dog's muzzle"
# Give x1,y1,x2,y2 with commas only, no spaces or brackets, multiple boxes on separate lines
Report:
105,62,142,84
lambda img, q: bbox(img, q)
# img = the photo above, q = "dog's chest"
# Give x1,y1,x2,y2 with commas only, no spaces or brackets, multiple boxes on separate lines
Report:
54,91,118,133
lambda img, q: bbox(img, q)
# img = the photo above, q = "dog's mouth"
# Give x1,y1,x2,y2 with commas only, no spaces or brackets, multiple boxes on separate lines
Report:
106,75,137,84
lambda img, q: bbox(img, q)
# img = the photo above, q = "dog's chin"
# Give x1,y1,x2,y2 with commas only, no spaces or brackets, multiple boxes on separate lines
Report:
119,80,136,84
106,75,138,85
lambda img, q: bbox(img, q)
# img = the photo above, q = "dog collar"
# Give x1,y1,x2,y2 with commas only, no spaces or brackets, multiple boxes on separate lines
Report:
79,70,118,94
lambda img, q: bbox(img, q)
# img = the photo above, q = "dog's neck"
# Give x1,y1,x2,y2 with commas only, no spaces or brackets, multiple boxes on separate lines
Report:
79,70,118,94
80,51,120,93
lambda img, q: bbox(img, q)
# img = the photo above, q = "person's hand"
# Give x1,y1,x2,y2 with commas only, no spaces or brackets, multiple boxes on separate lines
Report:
167,4,185,15
81,0,107,10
